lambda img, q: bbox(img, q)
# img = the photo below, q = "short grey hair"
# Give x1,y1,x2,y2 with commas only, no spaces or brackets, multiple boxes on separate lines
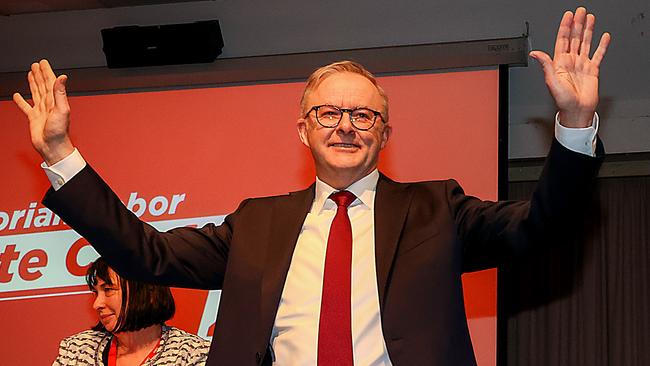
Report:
300,60,389,123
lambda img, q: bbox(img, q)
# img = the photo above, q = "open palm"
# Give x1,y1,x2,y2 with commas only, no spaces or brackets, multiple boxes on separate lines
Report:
13,60,74,165
530,7,611,127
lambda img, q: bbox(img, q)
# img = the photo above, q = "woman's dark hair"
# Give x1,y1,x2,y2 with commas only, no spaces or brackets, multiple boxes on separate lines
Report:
86,257,175,333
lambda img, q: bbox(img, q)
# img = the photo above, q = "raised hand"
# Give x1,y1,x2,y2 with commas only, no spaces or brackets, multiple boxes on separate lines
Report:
530,7,611,128
13,59,74,165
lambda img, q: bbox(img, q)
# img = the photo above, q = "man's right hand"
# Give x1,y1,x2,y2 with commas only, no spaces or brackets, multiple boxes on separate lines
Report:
13,59,74,166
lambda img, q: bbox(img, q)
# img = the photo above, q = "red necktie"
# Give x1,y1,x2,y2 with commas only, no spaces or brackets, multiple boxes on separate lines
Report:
318,190,356,366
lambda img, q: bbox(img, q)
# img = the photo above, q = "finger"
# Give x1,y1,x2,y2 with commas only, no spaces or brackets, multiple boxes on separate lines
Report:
554,11,574,57
40,60,56,92
40,60,56,98
591,32,611,67
53,75,71,114
529,50,555,77
569,7,587,54
580,14,595,56
40,59,56,110
27,70,40,105
12,93,33,115
31,62,47,103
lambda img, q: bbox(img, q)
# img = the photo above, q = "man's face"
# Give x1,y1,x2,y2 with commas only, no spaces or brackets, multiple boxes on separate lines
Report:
297,72,391,188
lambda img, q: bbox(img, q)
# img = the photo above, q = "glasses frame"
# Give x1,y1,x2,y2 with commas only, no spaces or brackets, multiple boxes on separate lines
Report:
304,104,383,131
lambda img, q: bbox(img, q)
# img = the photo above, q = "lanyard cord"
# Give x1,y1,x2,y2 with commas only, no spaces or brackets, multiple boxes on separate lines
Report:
107,336,161,366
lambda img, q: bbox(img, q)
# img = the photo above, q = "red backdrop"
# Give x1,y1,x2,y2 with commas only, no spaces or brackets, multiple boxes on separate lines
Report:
0,68,499,365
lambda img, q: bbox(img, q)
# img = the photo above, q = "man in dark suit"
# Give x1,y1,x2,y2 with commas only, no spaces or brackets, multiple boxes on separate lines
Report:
15,7,609,365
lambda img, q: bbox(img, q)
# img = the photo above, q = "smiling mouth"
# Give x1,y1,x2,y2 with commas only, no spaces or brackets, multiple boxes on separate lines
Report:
330,143,359,149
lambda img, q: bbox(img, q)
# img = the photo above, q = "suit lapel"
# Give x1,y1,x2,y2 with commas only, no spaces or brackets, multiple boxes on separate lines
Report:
257,176,411,334
374,174,412,311
260,184,315,335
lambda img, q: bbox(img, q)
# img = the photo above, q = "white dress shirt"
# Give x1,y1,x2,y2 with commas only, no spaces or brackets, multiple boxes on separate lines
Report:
271,170,391,365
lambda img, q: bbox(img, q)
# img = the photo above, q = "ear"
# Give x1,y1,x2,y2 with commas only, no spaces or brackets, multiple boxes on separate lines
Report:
380,123,392,149
297,118,310,148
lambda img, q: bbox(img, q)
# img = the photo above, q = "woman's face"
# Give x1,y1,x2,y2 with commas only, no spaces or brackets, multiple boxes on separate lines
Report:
91,269,122,333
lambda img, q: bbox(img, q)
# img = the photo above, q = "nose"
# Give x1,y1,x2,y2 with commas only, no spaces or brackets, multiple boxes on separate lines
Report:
92,294,104,311
336,111,355,134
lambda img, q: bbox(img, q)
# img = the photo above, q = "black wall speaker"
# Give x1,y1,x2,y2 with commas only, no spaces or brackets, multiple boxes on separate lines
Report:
101,20,224,68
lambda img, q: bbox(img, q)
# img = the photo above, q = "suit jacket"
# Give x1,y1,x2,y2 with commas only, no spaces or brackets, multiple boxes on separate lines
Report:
43,139,603,366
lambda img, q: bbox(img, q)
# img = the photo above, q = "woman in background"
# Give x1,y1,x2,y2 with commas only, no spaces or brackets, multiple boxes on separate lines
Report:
53,257,210,365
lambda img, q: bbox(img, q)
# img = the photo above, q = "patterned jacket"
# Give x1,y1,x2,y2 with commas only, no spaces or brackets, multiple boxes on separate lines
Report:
52,326,210,365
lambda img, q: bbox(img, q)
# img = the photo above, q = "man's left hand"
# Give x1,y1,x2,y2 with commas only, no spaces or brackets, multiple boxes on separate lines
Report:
530,7,611,128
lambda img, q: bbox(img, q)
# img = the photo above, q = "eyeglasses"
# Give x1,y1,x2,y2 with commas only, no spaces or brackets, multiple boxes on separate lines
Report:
304,105,383,131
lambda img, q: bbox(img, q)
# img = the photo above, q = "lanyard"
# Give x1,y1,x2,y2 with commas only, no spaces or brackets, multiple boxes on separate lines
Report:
107,336,161,366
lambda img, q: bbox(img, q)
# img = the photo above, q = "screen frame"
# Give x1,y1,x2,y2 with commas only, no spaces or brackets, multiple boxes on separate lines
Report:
1,35,527,98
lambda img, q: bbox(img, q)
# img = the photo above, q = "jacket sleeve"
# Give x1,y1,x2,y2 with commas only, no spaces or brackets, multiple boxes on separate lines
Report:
42,164,244,289
52,337,73,366
451,138,604,272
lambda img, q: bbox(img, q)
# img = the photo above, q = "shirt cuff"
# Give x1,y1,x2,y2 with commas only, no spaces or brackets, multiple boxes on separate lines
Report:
41,148,87,191
555,112,599,157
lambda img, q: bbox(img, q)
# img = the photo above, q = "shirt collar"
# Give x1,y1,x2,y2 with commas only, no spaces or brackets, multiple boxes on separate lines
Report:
312,169,379,214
